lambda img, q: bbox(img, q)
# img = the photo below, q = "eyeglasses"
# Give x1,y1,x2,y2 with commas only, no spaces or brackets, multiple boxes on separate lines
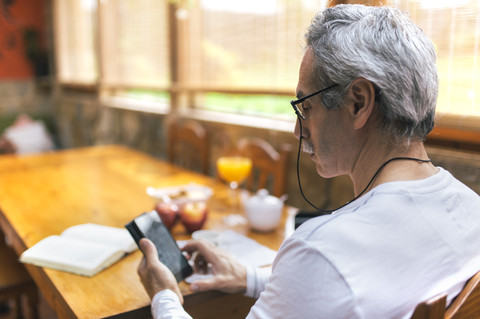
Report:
290,83,338,120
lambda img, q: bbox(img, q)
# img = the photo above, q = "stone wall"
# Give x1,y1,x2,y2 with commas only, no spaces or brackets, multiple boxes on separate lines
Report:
0,80,56,141
0,80,52,118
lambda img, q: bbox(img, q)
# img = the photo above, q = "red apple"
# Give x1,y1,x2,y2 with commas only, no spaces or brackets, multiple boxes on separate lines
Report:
154,202,179,230
179,202,208,233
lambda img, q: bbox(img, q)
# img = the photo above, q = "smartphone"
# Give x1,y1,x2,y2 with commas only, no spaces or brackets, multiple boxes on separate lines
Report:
125,210,193,282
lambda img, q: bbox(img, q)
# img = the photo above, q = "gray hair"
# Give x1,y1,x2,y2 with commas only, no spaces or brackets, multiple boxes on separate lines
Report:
305,4,438,142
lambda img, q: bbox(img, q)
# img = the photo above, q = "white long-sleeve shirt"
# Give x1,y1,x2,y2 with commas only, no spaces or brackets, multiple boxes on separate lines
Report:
151,167,480,319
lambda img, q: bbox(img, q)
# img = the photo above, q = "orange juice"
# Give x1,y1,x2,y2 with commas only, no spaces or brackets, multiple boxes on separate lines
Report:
216,157,252,184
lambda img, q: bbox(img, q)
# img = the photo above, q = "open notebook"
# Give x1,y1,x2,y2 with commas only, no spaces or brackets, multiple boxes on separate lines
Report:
19,223,137,277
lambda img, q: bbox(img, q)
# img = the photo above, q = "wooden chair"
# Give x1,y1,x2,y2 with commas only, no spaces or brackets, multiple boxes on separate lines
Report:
167,121,209,174
446,271,480,318
237,137,293,198
0,231,38,319
410,271,480,319
410,294,447,319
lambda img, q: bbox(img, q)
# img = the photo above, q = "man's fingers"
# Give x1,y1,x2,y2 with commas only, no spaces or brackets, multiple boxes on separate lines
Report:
139,238,159,264
137,238,183,302
190,277,222,292
182,239,218,262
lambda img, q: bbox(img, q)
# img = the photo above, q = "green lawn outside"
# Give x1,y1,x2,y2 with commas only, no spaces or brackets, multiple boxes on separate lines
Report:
203,93,294,118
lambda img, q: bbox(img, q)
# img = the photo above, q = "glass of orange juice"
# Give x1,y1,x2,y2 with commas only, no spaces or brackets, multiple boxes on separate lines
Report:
216,156,252,225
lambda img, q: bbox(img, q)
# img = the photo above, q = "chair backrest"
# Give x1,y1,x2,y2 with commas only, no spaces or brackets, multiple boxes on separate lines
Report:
446,271,480,319
410,271,480,319
237,137,293,197
410,294,447,319
167,121,209,174
0,229,38,318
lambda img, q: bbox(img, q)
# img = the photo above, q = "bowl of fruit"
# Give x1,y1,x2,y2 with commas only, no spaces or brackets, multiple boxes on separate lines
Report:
148,183,212,232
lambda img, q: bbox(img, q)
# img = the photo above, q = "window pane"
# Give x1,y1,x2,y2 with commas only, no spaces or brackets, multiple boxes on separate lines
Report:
99,0,170,88
390,0,480,117
54,0,97,84
181,0,328,91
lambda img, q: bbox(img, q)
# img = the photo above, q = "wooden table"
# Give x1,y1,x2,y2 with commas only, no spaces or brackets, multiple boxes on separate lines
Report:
0,145,289,319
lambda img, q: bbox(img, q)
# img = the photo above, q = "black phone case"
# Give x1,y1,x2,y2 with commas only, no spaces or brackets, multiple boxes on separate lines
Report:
125,210,193,282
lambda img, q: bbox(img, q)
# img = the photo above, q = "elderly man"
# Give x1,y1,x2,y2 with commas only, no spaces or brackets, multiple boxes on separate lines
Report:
137,4,480,318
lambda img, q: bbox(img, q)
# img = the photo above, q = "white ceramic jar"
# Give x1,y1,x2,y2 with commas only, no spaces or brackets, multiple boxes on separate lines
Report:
243,189,284,232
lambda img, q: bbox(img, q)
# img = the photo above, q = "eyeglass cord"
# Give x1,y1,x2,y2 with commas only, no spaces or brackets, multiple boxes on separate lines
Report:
295,118,432,213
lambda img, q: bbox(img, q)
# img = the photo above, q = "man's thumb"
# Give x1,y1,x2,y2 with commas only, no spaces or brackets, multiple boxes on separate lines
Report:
139,238,159,262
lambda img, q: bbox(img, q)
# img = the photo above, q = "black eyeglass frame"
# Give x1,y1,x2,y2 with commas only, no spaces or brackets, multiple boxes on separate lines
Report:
290,83,338,120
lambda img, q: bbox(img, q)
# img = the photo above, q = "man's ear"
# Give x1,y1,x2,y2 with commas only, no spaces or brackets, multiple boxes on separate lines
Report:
347,78,376,130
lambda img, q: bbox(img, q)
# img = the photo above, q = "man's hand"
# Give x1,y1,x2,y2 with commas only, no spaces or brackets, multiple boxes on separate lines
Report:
182,239,247,294
137,238,183,304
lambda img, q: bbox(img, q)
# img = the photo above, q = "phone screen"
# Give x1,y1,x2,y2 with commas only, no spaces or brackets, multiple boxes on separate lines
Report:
125,211,193,282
